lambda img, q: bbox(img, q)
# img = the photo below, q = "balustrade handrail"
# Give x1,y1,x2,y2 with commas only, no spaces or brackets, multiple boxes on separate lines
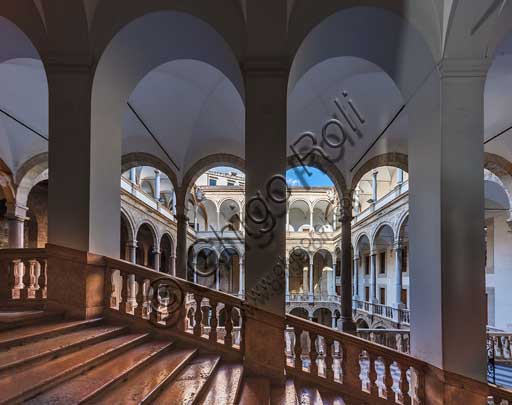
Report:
0,248,46,258
285,313,426,370
104,257,244,308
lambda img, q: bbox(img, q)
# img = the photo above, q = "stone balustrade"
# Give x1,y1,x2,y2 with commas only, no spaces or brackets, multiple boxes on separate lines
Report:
357,329,410,354
104,257,245,355
284,314,423,404
0,248,47,308
488,332,512,364
354,299,410,326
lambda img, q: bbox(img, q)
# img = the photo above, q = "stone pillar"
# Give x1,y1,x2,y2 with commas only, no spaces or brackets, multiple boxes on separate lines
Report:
302,266,309,295
239,256,245,296
47,60,120,257
286,210,289,232
6,206,27,248
309,261,314,298
370,252,377,303
172,191,177,215
194,206,198,231
331,315,337,329
408,58,489,382
353,255,360,299
129,167,137,183
354,188,361,215
216,207,220,231
340,197,356,332
170,254,176,276
126,240,137,264
393,242,404,308
154,170,161,200
309,208,314,230
242,0,287,381
175,199,188,279
285,259,289,296
153,249,161,272
371,170,378,203
192,256,198,284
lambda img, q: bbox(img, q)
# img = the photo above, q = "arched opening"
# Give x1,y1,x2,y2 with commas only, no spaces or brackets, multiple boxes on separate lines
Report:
290,307,309,320
194,248,219,290
356,234,371,302
312,307,332,327
219,248,241,295
160,233,174,274
312,249,334,297
120,214,130,261
372,224,395,306
136,223,156,268
288,248,310,295
24,180,48,248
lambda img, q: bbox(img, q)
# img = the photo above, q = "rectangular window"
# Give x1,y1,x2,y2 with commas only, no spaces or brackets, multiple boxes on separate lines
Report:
227,181,235,186
379,287,386,305
365,286,370,301
401,289,408,308
379,251,386,274
365,255,370,275
209,178,217,186
402,246,408,273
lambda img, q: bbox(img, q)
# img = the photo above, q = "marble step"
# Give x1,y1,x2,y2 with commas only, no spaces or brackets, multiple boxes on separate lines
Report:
200,362,244,405
0,317,103,349
0,332,149,404
0,310,63,331
91,347,197,404
26,339,174,404
152,354,221,405
238,377,271,405
0,324,126,373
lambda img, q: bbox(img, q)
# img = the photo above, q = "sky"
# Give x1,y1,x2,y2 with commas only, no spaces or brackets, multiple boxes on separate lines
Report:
286,166,334,187
209,165,333,187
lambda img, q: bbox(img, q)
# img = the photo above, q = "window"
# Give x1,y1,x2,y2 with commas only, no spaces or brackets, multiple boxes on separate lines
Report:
209,178,217,186
379,251,386,274
365,286,370,301
379,287,386,305
364,255,370,275
227,181,235,186
402,246,408,273
401,289,408,308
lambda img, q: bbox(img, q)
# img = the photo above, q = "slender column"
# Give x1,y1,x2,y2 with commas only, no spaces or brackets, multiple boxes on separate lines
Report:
192,256,198,284
370,251,377,303
286,210,289,232
216,207,220,231
175,199,188,279
172,191,177,215
309,208,313,230
239,256,244,296
154,170,161,200
194,206,198,231
332,211,337,231
340,197,356,332
170,255,176,276
309,260,314,298
153,249,161,271
408,58,488,381
126,240,137,264
129,167,137,183
303,266,309,295
285,259,289,296
354,188,361,215
393,242,404,308
371,170,378,203
353,255,360,299
331,315,337,329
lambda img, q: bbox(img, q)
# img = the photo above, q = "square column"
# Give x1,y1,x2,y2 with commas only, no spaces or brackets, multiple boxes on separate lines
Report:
393,242,404,309
408,59,489,383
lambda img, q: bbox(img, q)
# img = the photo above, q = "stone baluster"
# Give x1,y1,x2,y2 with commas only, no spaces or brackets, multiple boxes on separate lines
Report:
294,328,303,370
400,364,411,405
384,359,394,401
209,300,218,343
224,304,233,347
325,336,334,381
309,332,318,376
369,353,378,397
38,259,47,300
193,295,203,336
133,278,143,318
119,273,129,314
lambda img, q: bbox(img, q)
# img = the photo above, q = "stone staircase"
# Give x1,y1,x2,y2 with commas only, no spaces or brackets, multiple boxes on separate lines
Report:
0,310,347,404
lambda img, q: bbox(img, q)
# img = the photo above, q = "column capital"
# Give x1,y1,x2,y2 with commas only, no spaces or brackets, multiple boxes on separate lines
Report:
437,58,491,79
393,241,403,251
6,202,28,219
354,254,360,261
126,240,138,248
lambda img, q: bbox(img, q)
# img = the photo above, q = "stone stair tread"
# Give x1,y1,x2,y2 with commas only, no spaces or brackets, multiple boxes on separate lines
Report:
93,347,197,404
201,362,244,405
0,310,62,330
238,377,271,405
25,339,174,405
152,353,221,405
0,324,126,371
0,332,148,404
270,379,299,404
0,317,102,348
